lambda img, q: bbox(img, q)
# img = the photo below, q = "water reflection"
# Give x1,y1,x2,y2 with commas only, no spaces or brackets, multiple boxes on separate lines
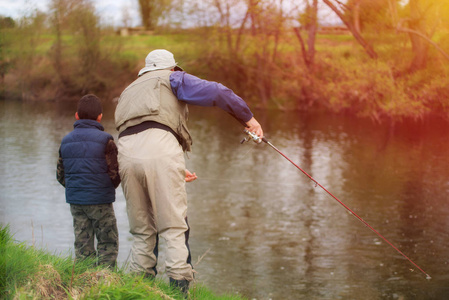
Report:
1,100,449,299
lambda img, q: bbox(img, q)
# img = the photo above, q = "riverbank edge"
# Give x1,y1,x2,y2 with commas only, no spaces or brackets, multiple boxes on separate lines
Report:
2,27,448,123
4,96,449,126
0,225,244,300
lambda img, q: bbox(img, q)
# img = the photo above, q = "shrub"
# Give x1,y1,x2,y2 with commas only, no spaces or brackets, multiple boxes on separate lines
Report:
324,59,428,121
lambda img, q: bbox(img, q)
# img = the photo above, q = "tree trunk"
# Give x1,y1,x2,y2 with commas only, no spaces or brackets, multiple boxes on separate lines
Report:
235,8,250,53
387,0,398,26
293,27,309,65
249,0,259,36
138,0,154,30
353,0,361,34
293,0,318,68
293,0,318,109
306,0,318,66
272,0,285,62
408,0,429,71
391,0,449,70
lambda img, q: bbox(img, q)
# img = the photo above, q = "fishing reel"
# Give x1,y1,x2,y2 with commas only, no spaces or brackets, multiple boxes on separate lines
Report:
240,129,263,144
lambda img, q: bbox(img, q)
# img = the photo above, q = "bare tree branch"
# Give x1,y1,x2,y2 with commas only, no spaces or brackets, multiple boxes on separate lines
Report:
322,0,378,59
396,24,449,62
293,27,310,67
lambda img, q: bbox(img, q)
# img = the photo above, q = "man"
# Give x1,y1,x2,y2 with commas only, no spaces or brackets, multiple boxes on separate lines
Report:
115,49,263,294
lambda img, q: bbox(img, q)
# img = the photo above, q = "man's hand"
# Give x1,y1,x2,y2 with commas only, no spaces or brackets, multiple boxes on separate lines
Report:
245,117,264,139
185,169,198,182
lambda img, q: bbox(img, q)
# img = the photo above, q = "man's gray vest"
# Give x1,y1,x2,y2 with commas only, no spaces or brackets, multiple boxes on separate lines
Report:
115,70,192,152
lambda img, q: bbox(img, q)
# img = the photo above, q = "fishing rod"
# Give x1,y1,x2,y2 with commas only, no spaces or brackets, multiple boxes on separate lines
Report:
241,129,431,280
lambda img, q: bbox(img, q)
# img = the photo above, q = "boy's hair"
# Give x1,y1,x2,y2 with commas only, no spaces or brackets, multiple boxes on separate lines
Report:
77,94,103,120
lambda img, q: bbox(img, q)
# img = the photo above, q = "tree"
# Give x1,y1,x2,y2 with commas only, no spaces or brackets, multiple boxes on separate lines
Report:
403,0,429,70
206,0,289,108
0,18,13,90
121,4,133,28
0,16,15,29
5,9,47,100
138,0,173,30
390,0,449,71
291,0,321,109
49,0,104,95
346,0,393,33
351,0,361,34
293,0,318,68
212,0,236,54
322,0,378,59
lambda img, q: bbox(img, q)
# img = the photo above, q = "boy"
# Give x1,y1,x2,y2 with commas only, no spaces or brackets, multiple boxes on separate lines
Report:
57,94,120,268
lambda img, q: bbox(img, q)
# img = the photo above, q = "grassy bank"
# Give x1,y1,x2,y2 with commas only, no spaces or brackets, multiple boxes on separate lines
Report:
0,225,243,300
1,22,449,121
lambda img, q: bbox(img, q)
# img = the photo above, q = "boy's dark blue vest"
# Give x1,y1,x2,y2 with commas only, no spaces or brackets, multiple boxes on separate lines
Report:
60,119,115,205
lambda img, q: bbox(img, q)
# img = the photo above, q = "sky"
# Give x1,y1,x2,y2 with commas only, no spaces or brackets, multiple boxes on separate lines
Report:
0,0,141,27
0,0,343,28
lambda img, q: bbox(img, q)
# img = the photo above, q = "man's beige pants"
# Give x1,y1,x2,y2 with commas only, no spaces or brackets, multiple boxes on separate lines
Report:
117,128,194,281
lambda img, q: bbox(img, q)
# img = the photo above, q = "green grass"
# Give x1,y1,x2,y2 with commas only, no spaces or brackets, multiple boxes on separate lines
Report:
0,224,245,300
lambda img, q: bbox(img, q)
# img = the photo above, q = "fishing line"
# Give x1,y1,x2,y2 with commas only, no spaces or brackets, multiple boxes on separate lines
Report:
196,140,305,186
241,129,431,280
237,138,258,159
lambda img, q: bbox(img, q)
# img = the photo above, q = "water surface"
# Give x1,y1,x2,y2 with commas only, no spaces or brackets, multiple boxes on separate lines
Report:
1,100,448,299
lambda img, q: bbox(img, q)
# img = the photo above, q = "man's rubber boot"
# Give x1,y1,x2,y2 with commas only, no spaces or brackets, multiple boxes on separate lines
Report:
143,273,155,280
169,277,189,296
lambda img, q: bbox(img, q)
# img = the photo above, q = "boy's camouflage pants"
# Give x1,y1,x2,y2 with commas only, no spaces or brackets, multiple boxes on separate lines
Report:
70,203,119,268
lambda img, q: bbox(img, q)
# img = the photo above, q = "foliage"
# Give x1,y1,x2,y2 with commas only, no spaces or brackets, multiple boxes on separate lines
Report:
0,9,48,100
399,0,449,32
0,22,12,95
0,16,15,29
324,59,427,121
404,66,449,112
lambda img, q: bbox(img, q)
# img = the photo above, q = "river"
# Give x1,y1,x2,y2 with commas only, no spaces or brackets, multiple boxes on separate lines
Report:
1,99,448,299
